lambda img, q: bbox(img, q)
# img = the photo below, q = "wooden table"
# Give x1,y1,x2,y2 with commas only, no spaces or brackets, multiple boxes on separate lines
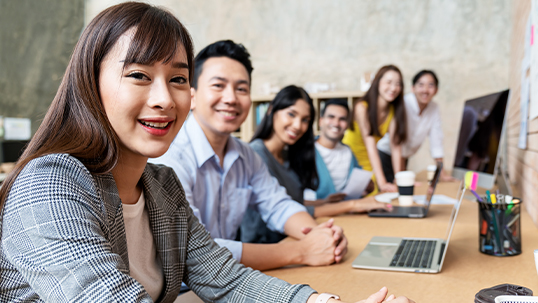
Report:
264,182,538,302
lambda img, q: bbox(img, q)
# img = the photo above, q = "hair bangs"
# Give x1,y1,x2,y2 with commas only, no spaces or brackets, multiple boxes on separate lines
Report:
124,7,194,82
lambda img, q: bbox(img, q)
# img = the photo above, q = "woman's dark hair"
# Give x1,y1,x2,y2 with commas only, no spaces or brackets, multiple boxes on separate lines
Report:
412,70,439,87
350,64,407,145
252,85,318,190
0,2,194,211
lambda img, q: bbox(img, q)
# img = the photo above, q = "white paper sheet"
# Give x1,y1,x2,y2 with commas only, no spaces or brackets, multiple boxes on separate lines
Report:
4,117,31,140
413,194,457,205
374,193,457,205
303,188,317,201
342,168,373,200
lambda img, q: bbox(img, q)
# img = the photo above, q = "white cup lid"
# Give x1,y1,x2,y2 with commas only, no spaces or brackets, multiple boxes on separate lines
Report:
395,171,415,186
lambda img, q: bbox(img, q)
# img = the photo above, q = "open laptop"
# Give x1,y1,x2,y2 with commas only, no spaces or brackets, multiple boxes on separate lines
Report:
368,162,442,218
352,182,465,273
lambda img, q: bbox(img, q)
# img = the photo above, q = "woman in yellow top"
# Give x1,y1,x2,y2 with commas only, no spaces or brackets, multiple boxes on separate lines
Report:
342,65,407,194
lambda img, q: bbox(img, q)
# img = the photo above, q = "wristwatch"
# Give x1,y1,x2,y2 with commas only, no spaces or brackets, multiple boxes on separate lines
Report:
316,293,340,303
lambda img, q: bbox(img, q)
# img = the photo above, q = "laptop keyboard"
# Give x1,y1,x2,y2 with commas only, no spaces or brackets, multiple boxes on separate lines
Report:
389,239,436,268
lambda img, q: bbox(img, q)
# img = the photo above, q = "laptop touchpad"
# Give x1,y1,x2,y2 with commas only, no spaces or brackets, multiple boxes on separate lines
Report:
361,242,399,259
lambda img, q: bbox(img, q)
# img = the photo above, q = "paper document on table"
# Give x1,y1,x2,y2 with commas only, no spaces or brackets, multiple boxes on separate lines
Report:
342,168,373,200
414,194,456,205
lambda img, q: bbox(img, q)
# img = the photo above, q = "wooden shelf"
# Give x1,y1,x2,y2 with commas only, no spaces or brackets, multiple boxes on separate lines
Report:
238,91,363,142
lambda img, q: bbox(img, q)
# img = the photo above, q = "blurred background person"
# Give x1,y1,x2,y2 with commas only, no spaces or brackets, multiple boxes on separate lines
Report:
377,70,455,182
342,65,407,195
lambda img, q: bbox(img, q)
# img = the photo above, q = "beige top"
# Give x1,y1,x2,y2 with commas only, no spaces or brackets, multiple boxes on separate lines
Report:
123,192,164,301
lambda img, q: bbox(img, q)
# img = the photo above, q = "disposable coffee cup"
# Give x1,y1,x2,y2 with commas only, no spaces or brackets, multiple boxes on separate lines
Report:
427,164,437,182
395,171,415,206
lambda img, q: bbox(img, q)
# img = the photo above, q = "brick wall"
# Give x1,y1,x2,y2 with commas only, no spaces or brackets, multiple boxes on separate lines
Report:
506,1,538,226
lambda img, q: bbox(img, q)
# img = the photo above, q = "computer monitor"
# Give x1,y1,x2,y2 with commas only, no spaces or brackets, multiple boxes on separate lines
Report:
452,89,509,189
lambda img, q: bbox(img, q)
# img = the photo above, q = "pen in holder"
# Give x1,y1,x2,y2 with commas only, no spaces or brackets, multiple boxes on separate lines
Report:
478,194,521,256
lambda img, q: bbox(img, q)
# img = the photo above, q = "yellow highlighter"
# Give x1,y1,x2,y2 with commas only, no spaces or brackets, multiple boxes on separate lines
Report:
490,194,497,204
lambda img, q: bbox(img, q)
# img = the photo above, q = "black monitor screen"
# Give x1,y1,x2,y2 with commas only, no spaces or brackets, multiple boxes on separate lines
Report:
454,90,509,175
2,141,28,163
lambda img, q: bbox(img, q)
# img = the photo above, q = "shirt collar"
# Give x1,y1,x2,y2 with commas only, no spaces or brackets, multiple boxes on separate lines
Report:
185,115,217,168
406,92,433,116
184,114,244,169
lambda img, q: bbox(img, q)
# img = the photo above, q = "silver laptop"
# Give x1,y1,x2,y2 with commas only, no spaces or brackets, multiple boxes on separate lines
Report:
352,182,465,273
368,162,442,218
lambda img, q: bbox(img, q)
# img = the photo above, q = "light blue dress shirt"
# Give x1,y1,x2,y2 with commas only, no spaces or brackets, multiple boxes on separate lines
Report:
150,115,308,261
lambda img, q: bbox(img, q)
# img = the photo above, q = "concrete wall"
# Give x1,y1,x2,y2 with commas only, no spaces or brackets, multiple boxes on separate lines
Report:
87,0,508,172
0,0,85,135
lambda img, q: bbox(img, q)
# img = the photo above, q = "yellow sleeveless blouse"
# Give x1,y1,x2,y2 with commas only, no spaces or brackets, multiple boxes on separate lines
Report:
342,102,394,195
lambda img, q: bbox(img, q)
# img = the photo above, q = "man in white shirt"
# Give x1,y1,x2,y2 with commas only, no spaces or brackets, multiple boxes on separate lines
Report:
314,99,375,200
377,70,454,182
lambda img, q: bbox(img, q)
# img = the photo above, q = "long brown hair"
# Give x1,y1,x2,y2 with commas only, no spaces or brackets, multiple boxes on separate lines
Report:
351,65,407,144
0,2,194,211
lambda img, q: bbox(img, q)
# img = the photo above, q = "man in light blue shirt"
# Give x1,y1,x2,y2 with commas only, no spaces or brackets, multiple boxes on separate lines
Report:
151,40,347,271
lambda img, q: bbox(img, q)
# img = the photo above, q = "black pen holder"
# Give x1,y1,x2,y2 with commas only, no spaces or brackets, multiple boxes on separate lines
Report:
478,198,521,256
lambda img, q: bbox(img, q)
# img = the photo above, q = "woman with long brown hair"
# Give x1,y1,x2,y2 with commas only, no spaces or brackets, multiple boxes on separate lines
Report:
342,65,407,195
0,3,414,303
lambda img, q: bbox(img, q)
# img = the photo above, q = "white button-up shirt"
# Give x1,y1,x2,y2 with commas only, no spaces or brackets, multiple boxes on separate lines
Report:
377,92,444,159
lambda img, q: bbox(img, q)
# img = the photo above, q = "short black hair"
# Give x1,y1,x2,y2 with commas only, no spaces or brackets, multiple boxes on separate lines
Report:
192,40,253,89
412,70,439,87
321,98,349,117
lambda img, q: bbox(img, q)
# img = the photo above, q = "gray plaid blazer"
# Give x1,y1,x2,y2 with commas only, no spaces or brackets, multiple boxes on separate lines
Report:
0,154,315,302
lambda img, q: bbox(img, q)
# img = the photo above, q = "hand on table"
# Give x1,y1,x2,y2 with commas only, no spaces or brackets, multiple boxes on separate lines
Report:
356,287,415,303
379,182,398,193
308,287,415,303
324,192,347,203
349,197,392,213
300,219,348,264
304,193,346,207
